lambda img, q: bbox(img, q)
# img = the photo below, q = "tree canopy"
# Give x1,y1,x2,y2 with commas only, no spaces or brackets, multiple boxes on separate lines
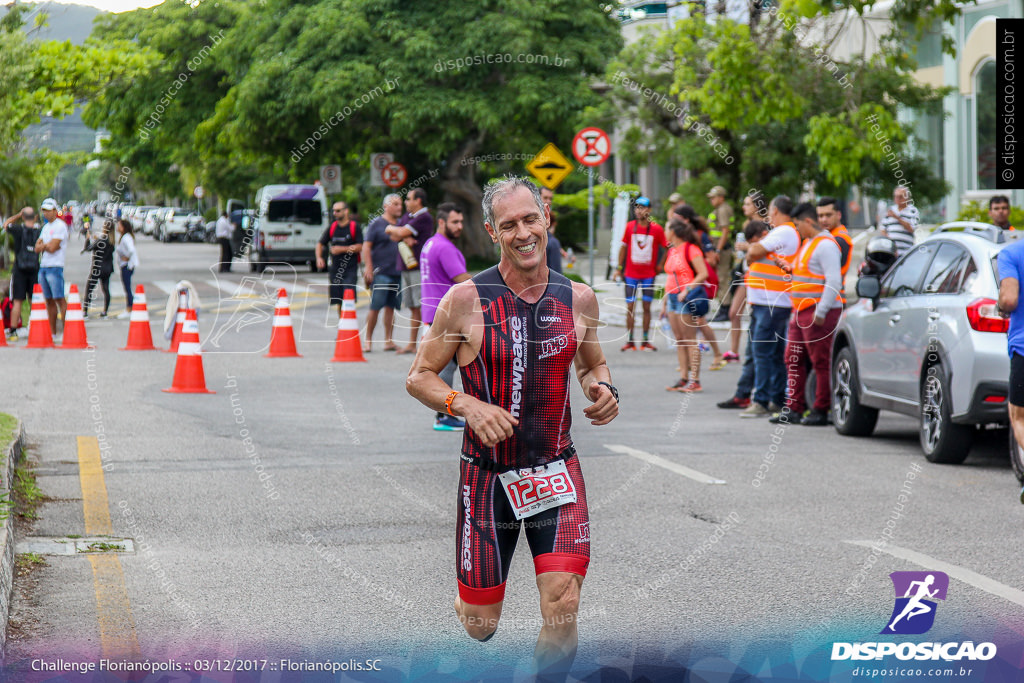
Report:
599,0,961,216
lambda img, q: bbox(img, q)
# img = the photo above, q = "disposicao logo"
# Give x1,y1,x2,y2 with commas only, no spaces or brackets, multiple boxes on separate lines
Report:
882,571,948,635
831,571,997,662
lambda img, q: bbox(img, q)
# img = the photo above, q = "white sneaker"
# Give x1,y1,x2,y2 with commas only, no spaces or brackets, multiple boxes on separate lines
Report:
116,311,130,320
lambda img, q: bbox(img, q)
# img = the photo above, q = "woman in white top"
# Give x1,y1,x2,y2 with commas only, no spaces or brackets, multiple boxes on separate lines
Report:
116,218,139,319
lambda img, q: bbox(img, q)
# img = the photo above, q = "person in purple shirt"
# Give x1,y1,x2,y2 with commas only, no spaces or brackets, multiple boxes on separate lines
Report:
420,202,470,431
386,188,434,354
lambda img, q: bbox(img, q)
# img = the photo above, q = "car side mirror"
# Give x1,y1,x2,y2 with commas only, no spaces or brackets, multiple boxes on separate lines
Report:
856,274,881,301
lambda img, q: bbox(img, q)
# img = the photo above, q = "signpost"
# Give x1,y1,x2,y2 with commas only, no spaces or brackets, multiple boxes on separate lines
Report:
525,143,573,190
370,153,394,187
193,185,204,215
381,162,408,189
319,164,342,194
571,127,611,286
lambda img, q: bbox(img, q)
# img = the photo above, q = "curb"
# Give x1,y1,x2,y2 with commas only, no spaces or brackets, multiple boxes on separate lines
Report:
0,419,24,653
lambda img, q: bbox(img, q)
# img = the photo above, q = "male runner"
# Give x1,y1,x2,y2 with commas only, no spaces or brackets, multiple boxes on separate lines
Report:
407,177,618,678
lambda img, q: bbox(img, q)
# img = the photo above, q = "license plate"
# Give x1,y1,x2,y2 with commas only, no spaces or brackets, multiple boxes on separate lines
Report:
498,459,576,520
271,234,289,242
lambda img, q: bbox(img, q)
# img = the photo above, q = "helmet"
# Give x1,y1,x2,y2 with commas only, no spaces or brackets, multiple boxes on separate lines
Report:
861,236,898,276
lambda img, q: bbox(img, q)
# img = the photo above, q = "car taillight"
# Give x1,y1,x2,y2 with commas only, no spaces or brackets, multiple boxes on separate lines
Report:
983,394,1007,403
966,298,1009,333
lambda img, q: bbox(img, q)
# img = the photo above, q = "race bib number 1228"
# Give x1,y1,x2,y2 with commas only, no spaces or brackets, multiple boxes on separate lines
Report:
498,459,577,520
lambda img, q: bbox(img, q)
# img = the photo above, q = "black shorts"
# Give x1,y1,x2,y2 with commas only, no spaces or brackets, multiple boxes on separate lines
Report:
10,267,37,301
328,269,358,306
456,451,590,606
1011,353,1024,407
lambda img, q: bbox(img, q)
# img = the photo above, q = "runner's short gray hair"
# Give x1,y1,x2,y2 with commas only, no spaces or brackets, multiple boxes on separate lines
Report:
482,177,544,230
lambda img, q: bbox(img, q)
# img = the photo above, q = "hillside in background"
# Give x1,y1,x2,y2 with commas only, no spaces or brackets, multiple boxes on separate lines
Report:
1,1,103,45
3,2,109,154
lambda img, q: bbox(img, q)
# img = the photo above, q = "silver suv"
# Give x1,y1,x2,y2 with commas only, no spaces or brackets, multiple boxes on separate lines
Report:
831,222,1017,466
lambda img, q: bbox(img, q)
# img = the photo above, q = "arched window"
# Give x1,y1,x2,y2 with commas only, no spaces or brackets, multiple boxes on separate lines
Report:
975,60,996,189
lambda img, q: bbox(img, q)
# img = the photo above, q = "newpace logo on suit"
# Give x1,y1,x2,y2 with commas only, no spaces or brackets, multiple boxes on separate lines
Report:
831,572,997,662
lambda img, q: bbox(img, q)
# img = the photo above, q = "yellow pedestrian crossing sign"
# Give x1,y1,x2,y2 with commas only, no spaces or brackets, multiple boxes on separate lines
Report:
526,143,573,190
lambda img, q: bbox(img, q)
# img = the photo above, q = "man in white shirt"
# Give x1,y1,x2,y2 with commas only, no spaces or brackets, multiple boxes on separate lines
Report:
742,196,801,417
881,187,919,256
35,198,69,334
215,211,234,273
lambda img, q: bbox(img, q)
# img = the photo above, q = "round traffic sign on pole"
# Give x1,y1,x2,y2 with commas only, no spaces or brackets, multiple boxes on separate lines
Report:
193,185,205,199
381,162,408,188
572,127,611,167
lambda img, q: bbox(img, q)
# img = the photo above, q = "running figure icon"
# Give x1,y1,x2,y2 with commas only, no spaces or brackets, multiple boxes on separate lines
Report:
882,571,948,635
888,575,938,631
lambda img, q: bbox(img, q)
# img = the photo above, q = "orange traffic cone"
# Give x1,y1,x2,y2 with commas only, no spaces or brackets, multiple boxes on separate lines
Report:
331,289,366,362
122,285,156,351
166,290,188,354
163,309,214,394
265,288,301,357
61,284,90,349
25,284,54,349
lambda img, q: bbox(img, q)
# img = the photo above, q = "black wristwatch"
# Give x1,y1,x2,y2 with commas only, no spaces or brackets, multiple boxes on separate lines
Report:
597,381,619,402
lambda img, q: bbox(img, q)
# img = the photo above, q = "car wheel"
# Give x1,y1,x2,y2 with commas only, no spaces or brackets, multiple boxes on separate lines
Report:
919,366,972,464
831,347,878,436
1009,428,1024,484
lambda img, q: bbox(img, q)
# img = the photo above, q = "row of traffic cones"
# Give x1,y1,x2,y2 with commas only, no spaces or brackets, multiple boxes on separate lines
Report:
13,286,369,393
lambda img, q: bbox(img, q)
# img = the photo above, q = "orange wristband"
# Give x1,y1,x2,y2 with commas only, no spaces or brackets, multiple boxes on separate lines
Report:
445,391,459,416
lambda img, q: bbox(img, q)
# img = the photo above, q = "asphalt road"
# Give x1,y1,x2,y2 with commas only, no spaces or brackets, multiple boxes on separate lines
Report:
2,232,1022,682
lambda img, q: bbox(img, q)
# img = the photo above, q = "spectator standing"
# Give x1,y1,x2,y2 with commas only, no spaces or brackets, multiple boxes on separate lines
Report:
990,195,1014,230
317,201,364,316
82,219,116,319
718,220,771,409
616,196,667,351
880,187,919,256
816,197,853,306
770,203,843,426
115,219,138,319
35,198,69,335
540,187,566,274
662,220,712,392
706,185,735,308
742,196,800,417
2,207,41,341
386,188,434,355
362,194,404,352
215,211,234,273
674,205,726,369
420,203,471,431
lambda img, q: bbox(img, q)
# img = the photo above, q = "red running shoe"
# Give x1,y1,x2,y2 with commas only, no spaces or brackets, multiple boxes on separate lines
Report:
640,341,657,351
722,351,740,362
621,341,637,352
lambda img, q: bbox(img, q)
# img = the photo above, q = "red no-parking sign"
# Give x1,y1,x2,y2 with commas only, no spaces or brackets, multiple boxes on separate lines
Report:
381,162,408,188
572,127,611,167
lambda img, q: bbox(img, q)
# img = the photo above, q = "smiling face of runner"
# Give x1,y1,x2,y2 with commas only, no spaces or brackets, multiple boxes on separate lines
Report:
485,185,549,273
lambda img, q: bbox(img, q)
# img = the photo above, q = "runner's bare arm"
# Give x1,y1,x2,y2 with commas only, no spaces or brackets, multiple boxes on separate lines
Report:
406,283,519,446
572,283,618,426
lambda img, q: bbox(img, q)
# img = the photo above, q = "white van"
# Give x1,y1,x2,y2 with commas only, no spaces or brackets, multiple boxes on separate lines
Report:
247,184,328,272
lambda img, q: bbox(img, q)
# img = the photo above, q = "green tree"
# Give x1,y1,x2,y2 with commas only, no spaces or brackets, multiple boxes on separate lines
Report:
0,7,156,214
194,0,622,256
82,0,242,200
600,0,959,210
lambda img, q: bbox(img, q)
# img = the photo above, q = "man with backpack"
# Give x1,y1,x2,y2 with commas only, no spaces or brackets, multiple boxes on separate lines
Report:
317,201,363,316
3,206,42,342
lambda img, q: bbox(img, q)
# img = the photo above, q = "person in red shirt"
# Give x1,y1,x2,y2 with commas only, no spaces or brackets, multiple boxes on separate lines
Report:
615,196,667,351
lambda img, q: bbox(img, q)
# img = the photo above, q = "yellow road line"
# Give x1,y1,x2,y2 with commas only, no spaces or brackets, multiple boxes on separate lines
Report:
77,436,141,659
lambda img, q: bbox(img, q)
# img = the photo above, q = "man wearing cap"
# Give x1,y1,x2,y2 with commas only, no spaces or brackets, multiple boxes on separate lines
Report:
668,193,686,217
616,196,667,351
35,198,69,335
707,186,735,307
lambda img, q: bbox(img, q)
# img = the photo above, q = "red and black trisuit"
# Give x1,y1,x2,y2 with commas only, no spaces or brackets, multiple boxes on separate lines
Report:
456,266,590,606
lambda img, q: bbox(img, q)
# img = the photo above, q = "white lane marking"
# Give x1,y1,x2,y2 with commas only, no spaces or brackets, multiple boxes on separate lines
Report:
151,281,178,296
604,444,726,485
844,541,1024,608
851,228,875,245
